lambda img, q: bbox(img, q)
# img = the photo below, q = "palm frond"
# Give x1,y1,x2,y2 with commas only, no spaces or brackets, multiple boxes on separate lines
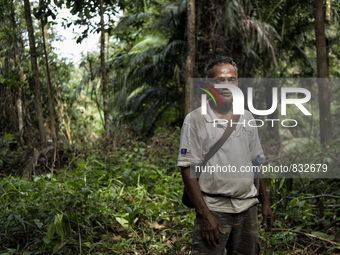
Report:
114,13,154,33
130,35,168,52
161,0,186,15
131,63,155,78
126,84,150,102
129,48,157,67
240,18,281,66
152,40,184,65
293,44,317,76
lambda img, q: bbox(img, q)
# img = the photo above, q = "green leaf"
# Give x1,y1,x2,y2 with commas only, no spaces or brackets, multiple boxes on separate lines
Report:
114,244,122,251
290,198,298,206
69,182,81,189
13,214,26,231
34,219,43,228
2,133,15,142
84,242,92,248
43,236,50,244
47,223,55,240
55,222,65,241
265,248,272,255
296,200,306,207
311,231,335,241
278,178,285,190
33,176,41,182
53,243,61,252
115,216,129,228
84,8,91,19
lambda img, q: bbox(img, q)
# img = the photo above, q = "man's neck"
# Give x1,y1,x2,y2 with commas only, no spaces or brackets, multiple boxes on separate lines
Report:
209,100,233,117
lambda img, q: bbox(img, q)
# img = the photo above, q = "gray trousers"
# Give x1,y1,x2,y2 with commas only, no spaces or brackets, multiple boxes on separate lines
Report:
190,204,260,255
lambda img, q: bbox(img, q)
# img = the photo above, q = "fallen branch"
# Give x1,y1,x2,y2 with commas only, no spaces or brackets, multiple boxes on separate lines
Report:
271,228,340,249
78,219,82,255
271,198,283,208
287,195,340,200
310,204,340,208
52,234,78,255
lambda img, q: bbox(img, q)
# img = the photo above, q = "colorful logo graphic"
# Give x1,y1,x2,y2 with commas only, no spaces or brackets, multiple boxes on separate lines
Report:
196,82,222,106
198,81,312,117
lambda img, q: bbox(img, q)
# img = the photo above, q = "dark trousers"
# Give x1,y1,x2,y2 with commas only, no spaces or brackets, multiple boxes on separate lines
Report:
190,204,260,255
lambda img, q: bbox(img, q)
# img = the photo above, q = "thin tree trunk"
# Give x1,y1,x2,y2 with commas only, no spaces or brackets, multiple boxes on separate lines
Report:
107,33,109,90
17,88,24,143
314,0,333,144
56,96,72,145
41,22,56,140
23,0,46,143
326,0,331,21
265,81,280,155
9,0,24,144
100,0,109,136
184,0,196,116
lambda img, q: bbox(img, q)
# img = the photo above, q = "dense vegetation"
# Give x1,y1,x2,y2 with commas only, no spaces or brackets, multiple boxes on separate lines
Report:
1,128,340,254
1,0,340,254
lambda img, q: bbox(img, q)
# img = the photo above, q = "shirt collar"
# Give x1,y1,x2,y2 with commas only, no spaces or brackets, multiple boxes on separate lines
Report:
202,100,244,130
202,100,216,123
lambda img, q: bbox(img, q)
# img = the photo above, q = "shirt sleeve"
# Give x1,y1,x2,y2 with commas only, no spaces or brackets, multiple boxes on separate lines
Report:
177,123,203,168
249,119,265,162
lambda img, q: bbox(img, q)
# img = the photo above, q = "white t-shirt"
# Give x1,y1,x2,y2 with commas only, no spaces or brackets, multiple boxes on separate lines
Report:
177,101,265,213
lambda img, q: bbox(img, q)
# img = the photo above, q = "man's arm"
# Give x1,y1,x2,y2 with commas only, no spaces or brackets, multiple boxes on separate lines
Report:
258,165,274,232
181,167,226,246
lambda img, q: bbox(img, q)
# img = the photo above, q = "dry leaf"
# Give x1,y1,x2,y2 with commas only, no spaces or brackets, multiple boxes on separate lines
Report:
150,223,166,230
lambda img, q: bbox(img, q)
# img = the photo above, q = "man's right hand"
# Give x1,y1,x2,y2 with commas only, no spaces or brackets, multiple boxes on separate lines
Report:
181,167,226,246
200,211,226,246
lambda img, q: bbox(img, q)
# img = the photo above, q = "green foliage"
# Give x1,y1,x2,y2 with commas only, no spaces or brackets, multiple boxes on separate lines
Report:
1,126,340,254
1,0,340,254
0,78,25,87
0,134,32,175
0,127,195,254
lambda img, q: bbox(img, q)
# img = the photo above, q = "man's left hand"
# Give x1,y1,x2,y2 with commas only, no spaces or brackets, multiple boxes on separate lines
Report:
261,204,274,232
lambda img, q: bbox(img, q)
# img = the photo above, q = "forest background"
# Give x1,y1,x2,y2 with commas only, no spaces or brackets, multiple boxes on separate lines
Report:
1,0,340,254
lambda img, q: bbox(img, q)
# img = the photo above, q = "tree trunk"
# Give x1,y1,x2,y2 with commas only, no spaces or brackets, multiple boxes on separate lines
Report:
23,0,46,143
55,93,72,145
9,0,24,144
100,0,109,136
265,81,280,155
326,0,331,21
17,89,24,142
42,22,56,140
314,0,333,144
184,0,196,116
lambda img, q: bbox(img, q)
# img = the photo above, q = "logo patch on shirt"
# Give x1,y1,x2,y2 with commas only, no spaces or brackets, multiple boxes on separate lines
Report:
242,126,252,135
180,149,191,156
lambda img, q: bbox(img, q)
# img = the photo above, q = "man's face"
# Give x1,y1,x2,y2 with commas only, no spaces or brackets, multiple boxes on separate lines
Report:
209,63,238,104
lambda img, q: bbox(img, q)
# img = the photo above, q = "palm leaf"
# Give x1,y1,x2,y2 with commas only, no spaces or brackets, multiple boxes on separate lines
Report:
240,18,281,66
114,13,154,33
152,40,184,65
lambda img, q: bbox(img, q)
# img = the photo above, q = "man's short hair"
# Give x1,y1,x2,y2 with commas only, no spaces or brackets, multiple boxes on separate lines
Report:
204,56,238,78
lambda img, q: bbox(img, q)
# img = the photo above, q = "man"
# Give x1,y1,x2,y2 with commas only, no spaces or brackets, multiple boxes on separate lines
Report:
177,56,274,254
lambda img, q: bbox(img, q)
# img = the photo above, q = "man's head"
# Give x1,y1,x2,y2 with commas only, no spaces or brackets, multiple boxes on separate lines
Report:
204,56,238,78
204,56,238,104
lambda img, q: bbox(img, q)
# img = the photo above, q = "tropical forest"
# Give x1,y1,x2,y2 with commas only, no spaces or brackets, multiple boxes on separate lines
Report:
0,0,340,254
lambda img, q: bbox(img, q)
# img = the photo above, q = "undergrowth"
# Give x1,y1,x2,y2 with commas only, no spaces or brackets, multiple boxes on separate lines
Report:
0,127,340,254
